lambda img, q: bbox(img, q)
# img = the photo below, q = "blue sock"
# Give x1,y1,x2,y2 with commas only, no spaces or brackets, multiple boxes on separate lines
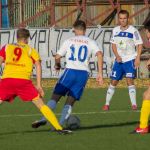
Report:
40,100,57,122
59,105,72,125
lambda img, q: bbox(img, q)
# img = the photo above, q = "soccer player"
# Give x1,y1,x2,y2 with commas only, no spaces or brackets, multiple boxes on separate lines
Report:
134,25,150,134
102,10,143,111
0,28,71,134
32,20,103,128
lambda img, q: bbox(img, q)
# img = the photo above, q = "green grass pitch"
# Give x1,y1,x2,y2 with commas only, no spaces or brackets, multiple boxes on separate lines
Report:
0,88,149,150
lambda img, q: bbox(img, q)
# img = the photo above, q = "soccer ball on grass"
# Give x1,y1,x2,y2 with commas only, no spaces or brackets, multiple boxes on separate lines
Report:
66,115,80,130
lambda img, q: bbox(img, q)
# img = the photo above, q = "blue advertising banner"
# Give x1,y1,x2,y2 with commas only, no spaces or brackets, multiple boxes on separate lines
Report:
2,0,9,28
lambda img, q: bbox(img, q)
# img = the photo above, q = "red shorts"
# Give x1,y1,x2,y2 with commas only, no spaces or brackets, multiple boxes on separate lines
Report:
0,78,39,102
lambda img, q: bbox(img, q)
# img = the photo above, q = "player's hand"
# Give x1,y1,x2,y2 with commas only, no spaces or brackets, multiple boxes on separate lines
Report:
36,85,44,97
146,59,150,71
116,56,122,63
54,63,61,73
54,65,61,72
96,74,104,86
134,57,140,69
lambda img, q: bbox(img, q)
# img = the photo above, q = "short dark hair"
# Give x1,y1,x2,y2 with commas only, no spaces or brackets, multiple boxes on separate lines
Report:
118,10,129,18
17,28,30,39
73,20,86,31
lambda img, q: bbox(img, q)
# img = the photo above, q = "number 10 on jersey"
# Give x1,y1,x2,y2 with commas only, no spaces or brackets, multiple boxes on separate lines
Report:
69,45,88,62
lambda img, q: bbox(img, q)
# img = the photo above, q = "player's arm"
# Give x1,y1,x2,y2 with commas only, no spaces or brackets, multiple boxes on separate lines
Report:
0,56,4,66
134,44,142,69
112,44,122,62
133,29,143,68
55,41,67,71
91,40,104,85
147,59,150,71
55,54,62,71
96,51,104,85
31,48,44,97
110,29,122,62
34,60,44,97
0,45,6,65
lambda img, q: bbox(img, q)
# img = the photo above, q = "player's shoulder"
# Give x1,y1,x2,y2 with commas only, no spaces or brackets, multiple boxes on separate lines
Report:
0,44,7,50
113,26,120,31
129,25,137,30
3,43,16,50
128,25,138,32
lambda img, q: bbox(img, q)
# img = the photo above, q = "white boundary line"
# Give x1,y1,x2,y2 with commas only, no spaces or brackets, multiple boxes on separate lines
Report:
0,110,140,118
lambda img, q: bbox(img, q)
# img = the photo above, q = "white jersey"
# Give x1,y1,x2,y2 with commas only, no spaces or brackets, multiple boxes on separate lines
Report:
110,25,143,62
57,35,101,72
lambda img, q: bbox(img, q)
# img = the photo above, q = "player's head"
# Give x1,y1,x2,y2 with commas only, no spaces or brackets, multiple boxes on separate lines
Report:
17,28,30,44
73,20,86,35
118,10,129,27
144,25,150,40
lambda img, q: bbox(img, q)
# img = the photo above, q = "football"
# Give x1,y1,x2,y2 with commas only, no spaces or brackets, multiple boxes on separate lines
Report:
66,115,81,130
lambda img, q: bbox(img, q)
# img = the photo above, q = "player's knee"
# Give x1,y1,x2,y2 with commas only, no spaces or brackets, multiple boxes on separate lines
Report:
0,100,3,104
65,96,76,106
111,80,118,86
32,98,45,109
51,93,61,102
126,78,134,86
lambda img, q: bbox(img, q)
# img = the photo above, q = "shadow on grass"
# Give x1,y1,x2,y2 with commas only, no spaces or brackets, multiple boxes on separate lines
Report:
0,129,51,136
77,121,139,131
0,120,140,136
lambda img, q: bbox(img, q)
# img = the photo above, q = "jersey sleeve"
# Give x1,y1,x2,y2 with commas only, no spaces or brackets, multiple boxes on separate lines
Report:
133,29,143,45
30,48,41,62
90,40,102,55
110,28,116,44
0,45,6,61
57,41,68,56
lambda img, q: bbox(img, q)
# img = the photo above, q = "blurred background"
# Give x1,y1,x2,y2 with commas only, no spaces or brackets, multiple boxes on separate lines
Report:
0,0,150,79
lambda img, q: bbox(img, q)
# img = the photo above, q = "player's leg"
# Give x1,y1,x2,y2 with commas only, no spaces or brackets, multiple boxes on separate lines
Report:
44,69,70,112
0,100,3,104
126,78,137,110
32,98,72,134
32,97,63,130
0,79,16,104
140,87,150,127
59,96,75,126
32,70,70,128
124,60,137,110
59,69,88,126
32,94,62,128
103,80,118,109
103,61,123,110
135,86,150,133
32,83,69,128
16,79,68,133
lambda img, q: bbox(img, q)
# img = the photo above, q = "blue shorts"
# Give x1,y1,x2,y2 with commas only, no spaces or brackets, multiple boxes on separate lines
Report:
110,59,136,81
53,68,89,100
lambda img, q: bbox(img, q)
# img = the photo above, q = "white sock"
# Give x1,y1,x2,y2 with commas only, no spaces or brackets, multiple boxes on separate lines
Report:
128,85,136,105
105,84,115,105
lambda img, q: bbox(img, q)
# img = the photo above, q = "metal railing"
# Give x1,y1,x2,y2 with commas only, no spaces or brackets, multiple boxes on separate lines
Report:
0,0,149,28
